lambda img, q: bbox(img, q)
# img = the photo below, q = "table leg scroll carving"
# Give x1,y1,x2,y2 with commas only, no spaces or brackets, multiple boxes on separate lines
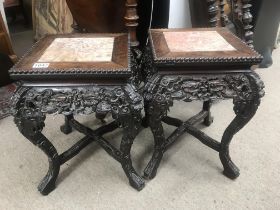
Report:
118,110,145,190
14,108,60,195
144,72,264,180
219,73,264,179
144,93,172,179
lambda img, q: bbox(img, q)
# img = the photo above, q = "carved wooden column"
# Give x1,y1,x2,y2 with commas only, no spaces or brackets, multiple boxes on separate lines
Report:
241,0,254,47
219,0,228,27
125,0,139,47
207,0,219,27
233,0,242,19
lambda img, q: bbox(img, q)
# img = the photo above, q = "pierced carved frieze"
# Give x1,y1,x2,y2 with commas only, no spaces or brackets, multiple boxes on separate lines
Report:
144,72,264,105
12,84,143,118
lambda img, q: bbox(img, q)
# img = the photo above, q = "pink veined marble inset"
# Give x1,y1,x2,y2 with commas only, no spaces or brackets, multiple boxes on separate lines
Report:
38,37,115,62
163,31,236,52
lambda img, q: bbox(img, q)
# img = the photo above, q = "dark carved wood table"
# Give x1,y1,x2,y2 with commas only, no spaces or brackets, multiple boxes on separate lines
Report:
142,28,265,180
9,33,145,195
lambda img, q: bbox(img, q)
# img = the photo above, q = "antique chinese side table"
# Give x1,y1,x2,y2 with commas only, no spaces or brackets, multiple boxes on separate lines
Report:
9,1,146,195
142,28,265,180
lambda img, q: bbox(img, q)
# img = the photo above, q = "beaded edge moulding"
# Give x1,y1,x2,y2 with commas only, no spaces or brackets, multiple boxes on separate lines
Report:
9,34,132,78
149,29,263,65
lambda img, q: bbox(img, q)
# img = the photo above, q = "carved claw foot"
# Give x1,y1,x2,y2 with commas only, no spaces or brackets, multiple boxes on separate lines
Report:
38,181,56,196
144,150,163,180
38,161,60,195
223,169,240,180
219,152,240,179
120,151,145,191
121,155,145,191
124,166,145,191
129,173,145,191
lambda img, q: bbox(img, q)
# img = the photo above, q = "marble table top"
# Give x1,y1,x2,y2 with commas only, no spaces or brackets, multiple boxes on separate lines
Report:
39,37,115,63
163,31,236,52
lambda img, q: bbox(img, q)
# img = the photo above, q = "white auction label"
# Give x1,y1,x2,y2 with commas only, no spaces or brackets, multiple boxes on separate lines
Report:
33,63,50,68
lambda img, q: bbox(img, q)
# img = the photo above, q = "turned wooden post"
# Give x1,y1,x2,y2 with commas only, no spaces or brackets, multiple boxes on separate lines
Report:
125,0,139,47
219,0,229,27
207,0,219,27
241,0,254,47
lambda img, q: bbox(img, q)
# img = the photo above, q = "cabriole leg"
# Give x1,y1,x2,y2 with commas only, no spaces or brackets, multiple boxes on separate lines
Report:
15,108,60,195
144,95,170,179
219,73,263,179
119,111,145,191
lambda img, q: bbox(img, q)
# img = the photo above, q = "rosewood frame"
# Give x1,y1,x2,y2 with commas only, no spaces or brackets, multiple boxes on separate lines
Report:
10,0,145,195
141,0,265,181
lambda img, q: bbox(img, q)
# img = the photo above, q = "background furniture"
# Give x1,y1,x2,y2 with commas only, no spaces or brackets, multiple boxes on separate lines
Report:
4,0,20,8
189,0,230,28
253,0,280,67
32,0,170,47
0,10,16,61
33,0,73,40
4,0,29,26
0,52,13,86
10,0,149,195
189,0,254,47
67,0,126,33
142,0,264,181
190,0,280,67
67,0,170,49
0,0,8,31
0,10,15,86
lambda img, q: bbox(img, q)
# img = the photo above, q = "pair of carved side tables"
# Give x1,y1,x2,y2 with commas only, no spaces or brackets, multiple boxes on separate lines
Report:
9,28,264,195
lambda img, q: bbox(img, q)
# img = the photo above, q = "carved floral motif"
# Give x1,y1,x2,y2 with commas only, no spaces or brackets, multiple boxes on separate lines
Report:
145,73,264,104
12,84,143,117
